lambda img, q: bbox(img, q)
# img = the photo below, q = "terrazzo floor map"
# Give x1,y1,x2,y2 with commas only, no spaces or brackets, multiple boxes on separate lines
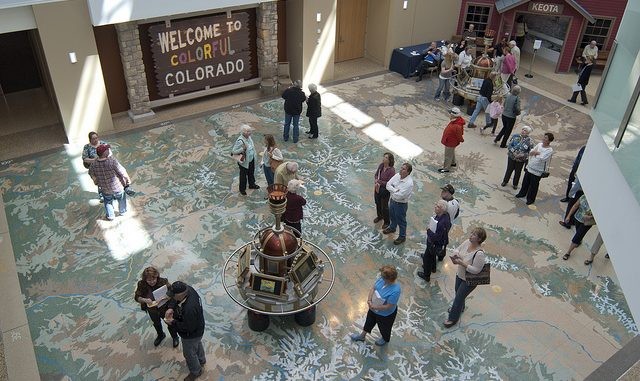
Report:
0,73,636,380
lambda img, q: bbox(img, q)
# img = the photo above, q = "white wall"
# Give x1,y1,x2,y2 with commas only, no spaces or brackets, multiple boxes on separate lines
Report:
87,0,276,26
579,127,640,323
0,6,36,33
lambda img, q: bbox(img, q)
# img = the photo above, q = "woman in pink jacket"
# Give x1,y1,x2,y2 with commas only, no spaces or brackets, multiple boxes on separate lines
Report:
500,47,516,89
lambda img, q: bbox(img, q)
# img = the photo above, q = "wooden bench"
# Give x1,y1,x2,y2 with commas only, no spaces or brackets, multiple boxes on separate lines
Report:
594,50,609,69
576,50,609,70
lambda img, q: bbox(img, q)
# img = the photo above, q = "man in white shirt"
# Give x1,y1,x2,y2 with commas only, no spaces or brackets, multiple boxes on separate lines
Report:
383,163,415,245
582,40,599,61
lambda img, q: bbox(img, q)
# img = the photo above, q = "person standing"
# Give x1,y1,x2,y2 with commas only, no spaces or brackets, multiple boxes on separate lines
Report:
305,83,322,139
438,107,465,173
350,265,401,346
282,80,307,143
434,53,455,101
88,144,130,221
274,161,300,186
561,194,596,261
374,152,396,229
440,184,460,261
284,179,307,237
444,227,487,328
516,132,554,205
418,200,452,282
508,41,521,79
467,72,495,129
383,163,415,245
483,96,504,135
231,124,260,196
82,131,107,201
515,15,528,49
165,281,206,381
568,57,594,105
561,146,585,202
134,266,179,348
500,47,516,89
501,126,534,189
494,85,521,148
261,134,283,188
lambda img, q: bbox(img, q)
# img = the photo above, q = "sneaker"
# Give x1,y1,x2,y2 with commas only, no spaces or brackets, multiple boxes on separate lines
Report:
437,169,450,173
350,333,365,342
467,123,477,128
434,97,441,101
581,101,589,105
417,271,430,282
500,182,507,187
374,337,388,346
249,184,261,190
154,333,166,347
240,191,247,196
382,228,395,234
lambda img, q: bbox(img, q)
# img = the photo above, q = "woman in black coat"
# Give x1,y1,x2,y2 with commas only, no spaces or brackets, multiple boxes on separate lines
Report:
306,83,322,139
568,57,593,105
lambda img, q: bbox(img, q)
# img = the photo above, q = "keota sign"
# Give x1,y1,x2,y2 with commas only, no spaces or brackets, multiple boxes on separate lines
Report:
148,12,254,97
528,2,564,14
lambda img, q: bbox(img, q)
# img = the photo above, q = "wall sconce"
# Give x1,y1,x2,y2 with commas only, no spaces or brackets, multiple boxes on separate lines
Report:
69,52,77,64
403,1,408,9
316,12,322,22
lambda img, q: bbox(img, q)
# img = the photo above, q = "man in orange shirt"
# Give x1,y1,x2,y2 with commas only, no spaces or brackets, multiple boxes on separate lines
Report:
438,107,465,173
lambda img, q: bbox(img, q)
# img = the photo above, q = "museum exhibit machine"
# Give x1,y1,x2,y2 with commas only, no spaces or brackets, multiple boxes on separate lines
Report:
452,29,508,112
222,183,335,331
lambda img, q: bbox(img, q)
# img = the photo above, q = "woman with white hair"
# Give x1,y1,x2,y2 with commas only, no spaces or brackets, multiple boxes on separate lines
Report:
418,200,452,282
305,83,322,139
501,125,534,189
231,124,259,195
284,179,307,237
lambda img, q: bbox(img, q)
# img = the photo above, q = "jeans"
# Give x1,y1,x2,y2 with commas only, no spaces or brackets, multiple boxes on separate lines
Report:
263,164,274,186
308,117,319,137
238,160,257,192
516,169,542,204
434,77,451,100
283,114,300,142
495,115,516,147
447,275,477,323
103,191,126,220
502,158,526,187
469,96,491,126
388,199,408,238
181,336,206,375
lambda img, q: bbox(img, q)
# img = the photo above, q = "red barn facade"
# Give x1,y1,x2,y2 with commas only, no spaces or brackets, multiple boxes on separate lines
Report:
456,0,628,72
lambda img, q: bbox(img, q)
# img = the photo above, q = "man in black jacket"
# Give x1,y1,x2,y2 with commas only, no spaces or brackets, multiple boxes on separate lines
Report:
282,80,307,143
305,83,322,139
467,72,495,129
568,57,593,105
165,281,206,381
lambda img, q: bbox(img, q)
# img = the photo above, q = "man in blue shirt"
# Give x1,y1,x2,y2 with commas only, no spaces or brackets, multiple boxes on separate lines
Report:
414,42,442,82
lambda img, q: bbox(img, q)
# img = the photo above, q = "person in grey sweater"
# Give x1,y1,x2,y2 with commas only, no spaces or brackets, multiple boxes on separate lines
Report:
494,85,521,148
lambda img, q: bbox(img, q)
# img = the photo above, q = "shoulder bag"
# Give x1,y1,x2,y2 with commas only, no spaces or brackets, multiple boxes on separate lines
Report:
269,149,283,172
465,250,491,286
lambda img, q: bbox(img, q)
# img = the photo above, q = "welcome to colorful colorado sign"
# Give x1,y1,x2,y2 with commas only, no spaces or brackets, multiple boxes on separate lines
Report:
149,12,253,97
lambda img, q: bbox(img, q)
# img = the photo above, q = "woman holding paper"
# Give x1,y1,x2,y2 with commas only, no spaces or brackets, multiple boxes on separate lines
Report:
350,265,402,346
568,57,593,105
418,200,451,282
444,227,487,328
134,266,179,348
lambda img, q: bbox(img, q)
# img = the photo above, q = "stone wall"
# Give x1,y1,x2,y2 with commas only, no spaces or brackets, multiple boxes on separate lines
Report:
257,2,279,76
116,22,154,119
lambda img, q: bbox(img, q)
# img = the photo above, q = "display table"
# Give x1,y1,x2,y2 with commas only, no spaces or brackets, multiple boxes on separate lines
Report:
389,41,445,78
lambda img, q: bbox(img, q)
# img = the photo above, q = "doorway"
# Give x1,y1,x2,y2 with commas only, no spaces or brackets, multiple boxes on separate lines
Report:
335,0,368,62
0,29,64,159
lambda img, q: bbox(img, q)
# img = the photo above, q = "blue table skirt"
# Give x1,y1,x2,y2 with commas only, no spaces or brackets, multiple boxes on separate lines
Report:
389,41,445,78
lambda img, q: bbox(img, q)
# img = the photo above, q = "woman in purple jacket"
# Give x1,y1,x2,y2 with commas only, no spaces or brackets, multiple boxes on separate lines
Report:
284,179,307,237
373,152,396,229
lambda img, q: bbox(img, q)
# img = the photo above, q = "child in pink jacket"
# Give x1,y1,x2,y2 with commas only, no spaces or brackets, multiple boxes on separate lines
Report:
484,96,504,135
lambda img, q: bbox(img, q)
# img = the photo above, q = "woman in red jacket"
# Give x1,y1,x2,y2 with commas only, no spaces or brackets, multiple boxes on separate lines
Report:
438,107,465,173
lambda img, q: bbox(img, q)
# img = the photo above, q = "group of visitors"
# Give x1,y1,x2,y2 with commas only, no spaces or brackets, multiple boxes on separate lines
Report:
281,80,322,143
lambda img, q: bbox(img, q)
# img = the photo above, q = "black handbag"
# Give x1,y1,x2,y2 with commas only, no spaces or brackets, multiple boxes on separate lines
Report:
540,155,551,178
465,250,490,286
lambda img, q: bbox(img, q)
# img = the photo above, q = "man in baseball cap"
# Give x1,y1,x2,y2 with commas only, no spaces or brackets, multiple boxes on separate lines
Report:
88,144,131,221
164,281,207,380
438,108,465,173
